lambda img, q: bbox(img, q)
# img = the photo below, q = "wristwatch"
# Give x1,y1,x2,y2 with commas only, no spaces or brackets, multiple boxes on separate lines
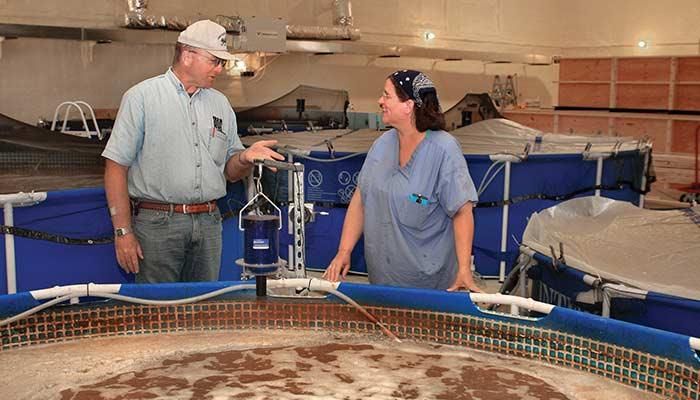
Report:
114,227,132,237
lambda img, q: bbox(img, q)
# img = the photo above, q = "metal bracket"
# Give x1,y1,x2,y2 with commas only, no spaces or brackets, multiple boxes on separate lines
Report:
549,242,565,271
80,40,96,66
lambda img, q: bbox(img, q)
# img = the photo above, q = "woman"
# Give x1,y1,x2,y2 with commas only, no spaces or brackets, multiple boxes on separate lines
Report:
323,70,481,291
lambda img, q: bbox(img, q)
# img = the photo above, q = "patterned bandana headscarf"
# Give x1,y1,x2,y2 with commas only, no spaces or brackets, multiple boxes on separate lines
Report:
390,69,437,108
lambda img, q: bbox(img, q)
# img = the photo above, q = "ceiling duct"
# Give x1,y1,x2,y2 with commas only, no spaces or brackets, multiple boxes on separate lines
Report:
333,0,353,26
286,25,359,41
0,0,554,64
122,0,359,41
123,0,243,33
287,0,359,40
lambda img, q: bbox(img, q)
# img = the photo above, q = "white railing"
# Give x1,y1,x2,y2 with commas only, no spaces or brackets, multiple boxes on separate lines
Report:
50,100,104,140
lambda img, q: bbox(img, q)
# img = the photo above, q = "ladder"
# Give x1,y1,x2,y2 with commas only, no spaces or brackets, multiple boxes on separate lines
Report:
50,100,104,140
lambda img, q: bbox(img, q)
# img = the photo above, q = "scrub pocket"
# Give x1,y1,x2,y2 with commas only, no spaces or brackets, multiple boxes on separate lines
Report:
396,195,437,229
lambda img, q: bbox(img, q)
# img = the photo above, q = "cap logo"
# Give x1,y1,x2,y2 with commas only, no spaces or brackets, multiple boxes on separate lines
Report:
218,33,226,48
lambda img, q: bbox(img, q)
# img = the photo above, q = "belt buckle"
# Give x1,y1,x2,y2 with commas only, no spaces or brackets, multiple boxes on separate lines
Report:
181,204,189,214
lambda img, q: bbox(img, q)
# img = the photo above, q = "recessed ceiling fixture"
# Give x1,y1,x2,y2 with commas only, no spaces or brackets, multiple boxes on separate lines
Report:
233,59,246,71
637,39,648,48
423,31,436,41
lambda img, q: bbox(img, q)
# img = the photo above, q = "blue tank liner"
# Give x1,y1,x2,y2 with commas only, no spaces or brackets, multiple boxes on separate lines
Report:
0,147,645,292
528,249,700,338
611,294,700,338
275,149,644,277
0,183,248,294
1,280,697,367
0,187,128,294
0,291,40,317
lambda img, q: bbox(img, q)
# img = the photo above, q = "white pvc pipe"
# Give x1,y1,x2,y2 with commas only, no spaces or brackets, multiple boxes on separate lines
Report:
4,203,15,294
601,283,648,299
268,278,340,292
470,292,555,314
1,192,48,295
601,290,611,317
690,337,700,351
30,283,122,300
498,161,511,282
28,279,337,302
582,274,601,287
639,148,650,208
0,192,47,206
595,156,603,197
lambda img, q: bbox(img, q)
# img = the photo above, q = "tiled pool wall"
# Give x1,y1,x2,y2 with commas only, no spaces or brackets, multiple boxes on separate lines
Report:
1,299,697,399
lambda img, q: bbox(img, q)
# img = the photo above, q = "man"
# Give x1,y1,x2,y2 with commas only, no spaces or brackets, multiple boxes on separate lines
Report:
102,20,282,283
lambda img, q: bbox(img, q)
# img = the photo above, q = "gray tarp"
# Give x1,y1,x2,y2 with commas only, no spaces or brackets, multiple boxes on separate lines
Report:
522,196,700,301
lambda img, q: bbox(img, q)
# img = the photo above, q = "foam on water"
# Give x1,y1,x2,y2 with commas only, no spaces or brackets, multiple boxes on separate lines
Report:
0,330,662,400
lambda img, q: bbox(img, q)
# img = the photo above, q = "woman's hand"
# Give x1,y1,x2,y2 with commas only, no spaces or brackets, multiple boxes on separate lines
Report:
323,250,352,282
447,268,483,293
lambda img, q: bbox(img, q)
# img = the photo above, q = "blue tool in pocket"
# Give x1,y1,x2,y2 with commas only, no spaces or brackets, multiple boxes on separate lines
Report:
409,193,430,206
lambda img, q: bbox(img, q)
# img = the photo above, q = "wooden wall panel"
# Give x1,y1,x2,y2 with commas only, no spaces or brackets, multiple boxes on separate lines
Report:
674,85,700,111
559,83,610,108
616,84,669,109
655,167,695,186
654,154,695,171
671,120,700,154
676,57,700,82
617,58,671,82
558,115,609,135
559,58,611,81
502,112,554,132
613,118,668,152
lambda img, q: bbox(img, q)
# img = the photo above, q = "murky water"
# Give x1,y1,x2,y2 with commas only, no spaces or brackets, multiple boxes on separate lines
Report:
0,330,661,400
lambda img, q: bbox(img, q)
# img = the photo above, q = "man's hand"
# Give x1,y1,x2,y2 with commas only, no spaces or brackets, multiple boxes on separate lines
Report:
115,233,143,274
241,140,285,166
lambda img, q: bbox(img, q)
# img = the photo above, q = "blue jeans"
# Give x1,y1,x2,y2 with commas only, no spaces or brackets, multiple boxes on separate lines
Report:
133,208,222,283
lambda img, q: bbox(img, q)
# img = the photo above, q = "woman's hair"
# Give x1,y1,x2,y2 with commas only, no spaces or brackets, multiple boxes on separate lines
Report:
389,76,446,132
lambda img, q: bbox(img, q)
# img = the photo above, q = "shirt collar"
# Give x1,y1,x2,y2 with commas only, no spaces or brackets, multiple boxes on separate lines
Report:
165,67,202,96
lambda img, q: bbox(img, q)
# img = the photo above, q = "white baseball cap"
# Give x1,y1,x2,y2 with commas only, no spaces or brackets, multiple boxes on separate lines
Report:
177,19,235,60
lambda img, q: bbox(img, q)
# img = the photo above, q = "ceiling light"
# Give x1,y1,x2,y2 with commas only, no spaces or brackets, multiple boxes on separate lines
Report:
637,40,648,48
233,59,246,71
423,31,436,41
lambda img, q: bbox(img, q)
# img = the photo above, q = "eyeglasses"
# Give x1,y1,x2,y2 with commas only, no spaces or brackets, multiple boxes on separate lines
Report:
186,49,228,68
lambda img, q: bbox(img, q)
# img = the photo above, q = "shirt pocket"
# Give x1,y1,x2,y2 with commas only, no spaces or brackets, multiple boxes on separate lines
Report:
207,130,228,166
395,194,438,229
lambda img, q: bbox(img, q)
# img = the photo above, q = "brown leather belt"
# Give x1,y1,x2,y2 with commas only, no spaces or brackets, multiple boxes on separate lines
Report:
135,200,217,214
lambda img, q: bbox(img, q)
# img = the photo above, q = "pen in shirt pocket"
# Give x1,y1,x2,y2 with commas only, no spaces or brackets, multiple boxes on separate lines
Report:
409,193,430,206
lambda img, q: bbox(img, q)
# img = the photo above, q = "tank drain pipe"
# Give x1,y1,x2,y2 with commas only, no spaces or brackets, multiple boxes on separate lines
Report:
268,279,400,342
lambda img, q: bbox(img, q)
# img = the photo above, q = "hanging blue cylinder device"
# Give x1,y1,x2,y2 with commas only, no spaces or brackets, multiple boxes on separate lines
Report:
242,214,280,275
